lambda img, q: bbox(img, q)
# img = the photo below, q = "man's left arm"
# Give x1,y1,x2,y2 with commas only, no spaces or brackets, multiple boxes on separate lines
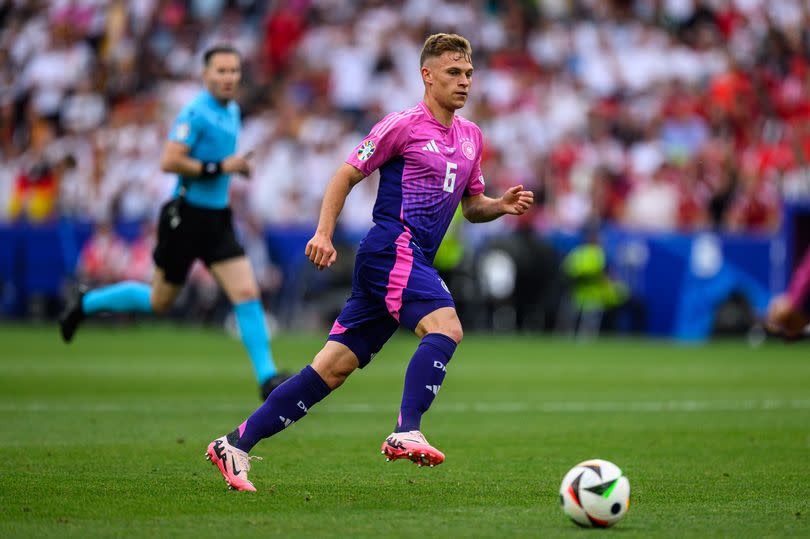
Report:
461,185,534,223
460,127,533,223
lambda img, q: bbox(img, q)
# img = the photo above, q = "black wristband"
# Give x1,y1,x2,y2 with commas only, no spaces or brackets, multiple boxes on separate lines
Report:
201,161,222,177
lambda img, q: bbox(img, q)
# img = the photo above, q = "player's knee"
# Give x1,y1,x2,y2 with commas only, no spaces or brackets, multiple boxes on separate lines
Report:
322,366,353,389
230,285,260,304
312,348,358,389
323,358,356,388
443,325,464,344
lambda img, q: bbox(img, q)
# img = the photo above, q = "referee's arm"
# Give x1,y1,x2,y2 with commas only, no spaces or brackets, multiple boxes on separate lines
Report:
160,141,252,177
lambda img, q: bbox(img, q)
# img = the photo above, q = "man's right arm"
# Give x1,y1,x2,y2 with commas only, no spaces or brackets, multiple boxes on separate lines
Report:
305,163,366,270
160,141,252,178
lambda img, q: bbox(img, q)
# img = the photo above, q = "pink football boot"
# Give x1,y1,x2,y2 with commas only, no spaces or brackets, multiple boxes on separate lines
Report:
205,435,261,491
381,430,445,467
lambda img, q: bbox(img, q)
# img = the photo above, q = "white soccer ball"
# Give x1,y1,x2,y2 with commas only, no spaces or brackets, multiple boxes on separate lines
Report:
559,459,630,528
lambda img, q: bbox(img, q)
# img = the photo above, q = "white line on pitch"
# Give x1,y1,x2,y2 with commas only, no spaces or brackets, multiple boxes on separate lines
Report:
1,399,809,414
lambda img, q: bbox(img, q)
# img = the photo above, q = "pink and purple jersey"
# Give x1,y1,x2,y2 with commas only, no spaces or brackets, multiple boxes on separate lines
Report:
346,101,486,263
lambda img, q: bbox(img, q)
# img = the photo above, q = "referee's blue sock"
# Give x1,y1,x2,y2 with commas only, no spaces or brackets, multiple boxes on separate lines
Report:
234,299,277,384
82,281,153,314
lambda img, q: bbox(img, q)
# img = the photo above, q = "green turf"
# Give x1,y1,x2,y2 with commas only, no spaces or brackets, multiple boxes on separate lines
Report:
1,324,809,538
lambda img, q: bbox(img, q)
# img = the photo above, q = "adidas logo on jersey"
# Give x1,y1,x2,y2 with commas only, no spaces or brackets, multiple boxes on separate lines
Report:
425,384,441,395
279,416,294,427
422,139,440,153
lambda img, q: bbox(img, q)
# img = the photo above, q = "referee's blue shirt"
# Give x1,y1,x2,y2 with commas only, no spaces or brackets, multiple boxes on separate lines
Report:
168,89,240,209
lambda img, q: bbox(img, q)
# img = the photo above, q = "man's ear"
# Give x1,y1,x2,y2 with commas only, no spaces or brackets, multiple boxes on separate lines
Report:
421,65,432,85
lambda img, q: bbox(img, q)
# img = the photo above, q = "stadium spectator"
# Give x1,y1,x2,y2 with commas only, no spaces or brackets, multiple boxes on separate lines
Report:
622,163,680,231
1,1,810,233
76,220,129,286
123,219,157,284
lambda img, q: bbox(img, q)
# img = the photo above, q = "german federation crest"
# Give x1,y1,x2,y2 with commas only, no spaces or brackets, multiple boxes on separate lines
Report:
357,139,376,161
461,139,475,160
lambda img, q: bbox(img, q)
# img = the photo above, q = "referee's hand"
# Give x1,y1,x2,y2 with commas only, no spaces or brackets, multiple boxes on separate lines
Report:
305,232,337,270
223,151,254,178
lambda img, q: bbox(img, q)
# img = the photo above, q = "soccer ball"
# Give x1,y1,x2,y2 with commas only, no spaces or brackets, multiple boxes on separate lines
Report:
559,459,630,528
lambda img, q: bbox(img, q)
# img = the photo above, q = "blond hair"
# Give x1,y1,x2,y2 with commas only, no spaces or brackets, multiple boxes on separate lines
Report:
419,33,472,67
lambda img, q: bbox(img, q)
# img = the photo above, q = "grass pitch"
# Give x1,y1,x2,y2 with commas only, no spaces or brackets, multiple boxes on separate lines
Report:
0,324,808,538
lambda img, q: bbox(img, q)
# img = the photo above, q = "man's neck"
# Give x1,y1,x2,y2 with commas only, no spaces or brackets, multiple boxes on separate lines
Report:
204,88,228,107
422,94,454,127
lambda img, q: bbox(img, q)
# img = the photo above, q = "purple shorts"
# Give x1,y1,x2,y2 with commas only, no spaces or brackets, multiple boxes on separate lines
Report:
327,236,454,367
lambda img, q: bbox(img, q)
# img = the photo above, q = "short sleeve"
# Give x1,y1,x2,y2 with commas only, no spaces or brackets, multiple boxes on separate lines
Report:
464,127,486,197
345,112,409,176
168,107,203,147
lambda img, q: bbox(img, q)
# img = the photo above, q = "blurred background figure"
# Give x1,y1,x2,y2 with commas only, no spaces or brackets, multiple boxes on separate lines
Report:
559,224,644,338
76,219,128,286
122,219,157,284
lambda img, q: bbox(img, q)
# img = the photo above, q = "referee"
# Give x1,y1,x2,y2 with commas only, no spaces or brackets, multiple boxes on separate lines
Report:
60,44,289,399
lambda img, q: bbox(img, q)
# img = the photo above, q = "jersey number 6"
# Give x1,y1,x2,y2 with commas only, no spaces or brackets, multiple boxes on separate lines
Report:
443,161,458,193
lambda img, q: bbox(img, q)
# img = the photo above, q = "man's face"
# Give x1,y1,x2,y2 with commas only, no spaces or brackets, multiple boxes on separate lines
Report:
423,51,473,111
204,52,241,100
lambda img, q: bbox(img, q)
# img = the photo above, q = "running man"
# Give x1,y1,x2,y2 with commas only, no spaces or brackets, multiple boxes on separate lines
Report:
205,33,534,491
59,45,289,399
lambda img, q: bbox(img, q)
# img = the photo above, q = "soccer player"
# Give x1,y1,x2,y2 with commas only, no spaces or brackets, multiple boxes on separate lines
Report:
58,45,288,399
204,33,534,491
766,245,810,339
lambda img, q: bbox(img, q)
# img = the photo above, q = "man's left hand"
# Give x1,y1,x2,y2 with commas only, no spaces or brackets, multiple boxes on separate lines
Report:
499,185,534,216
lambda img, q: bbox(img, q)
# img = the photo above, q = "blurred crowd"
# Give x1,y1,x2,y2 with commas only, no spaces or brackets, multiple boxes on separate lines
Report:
2,0,810,238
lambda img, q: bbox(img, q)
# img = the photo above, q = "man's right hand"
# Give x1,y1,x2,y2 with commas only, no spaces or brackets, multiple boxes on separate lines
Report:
305,232,337,270
222,151,254,177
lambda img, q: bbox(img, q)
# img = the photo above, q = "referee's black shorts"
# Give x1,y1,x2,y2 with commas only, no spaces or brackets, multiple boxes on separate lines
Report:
152,197,245,285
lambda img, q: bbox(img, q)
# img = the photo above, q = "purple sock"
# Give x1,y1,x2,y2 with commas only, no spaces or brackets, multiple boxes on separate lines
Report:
396,333,457,433
230,365,330,452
